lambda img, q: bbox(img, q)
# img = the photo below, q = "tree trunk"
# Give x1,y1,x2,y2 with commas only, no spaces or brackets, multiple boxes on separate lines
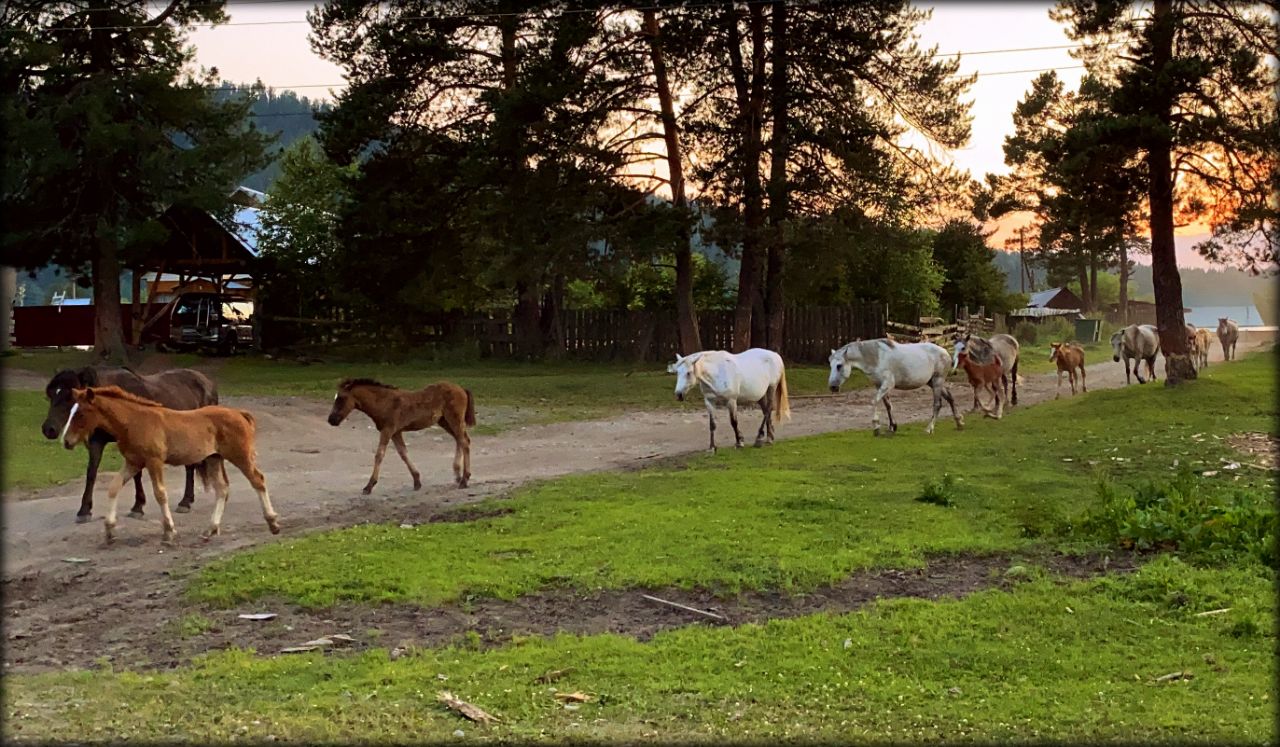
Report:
1076,262,1089,314
513,281,543,360
726,4,767,353
540,273,565,358
1146,0,1195,384
1087,253,1099,313
763,0,789,353
92,239,128,363
1118,239,1129,324
643,9,700,355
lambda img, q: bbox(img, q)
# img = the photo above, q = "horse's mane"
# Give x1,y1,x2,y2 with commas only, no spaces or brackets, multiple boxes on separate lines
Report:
340,377,398,390
85,385,166,408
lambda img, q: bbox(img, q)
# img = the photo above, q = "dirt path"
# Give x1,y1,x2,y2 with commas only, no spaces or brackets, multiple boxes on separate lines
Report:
0,342,1260,672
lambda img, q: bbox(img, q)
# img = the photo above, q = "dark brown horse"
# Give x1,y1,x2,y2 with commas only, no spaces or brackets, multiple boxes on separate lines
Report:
42,366,218,522
328,378,476,492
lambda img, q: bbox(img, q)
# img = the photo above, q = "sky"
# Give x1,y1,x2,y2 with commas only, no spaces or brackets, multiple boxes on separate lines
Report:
188,1,1217,268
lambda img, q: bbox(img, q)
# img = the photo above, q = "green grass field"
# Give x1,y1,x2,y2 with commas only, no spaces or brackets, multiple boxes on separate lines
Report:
2,390,122,492
5,352,1274,743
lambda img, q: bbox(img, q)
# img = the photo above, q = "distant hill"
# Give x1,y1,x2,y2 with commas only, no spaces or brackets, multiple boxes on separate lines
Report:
213,83,333,192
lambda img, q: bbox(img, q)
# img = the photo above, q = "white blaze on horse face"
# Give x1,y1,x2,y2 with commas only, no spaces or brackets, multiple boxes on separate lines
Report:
952,340,966,372
59,402,80,446
827,350,849,390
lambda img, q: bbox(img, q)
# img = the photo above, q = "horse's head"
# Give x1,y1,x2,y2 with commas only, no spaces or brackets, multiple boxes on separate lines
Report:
42,369,90,440
827,346,852,392
951,336,970,373
1049,342,1062,362
668,355,697,401
328,380,359,426
1110,331,1124,362
61,387,104,450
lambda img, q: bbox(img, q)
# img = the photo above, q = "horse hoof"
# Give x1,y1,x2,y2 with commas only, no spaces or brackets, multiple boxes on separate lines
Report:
174,504,191,514
413,482,423,491
128,510,145,520
163,534,178,546
361,486,374,495
456,480,468,489
268,519,281,535
75,514,92,524
753,440,765,448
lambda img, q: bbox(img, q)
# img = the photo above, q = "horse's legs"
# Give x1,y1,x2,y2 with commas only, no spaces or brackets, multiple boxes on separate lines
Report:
363,431,391,494
871,381,894,435
103,462,143,544
727,400,744,448
754,391,771,446
1055,370,1064,399
175,465,196,513
448,425,470,488
1079,364,1087,393
1147,356,1158,381
941,385,964,430
202,457,230,540
391,432,422,490
146,460,178,545
78,436,107,523
926,382,942,434
227,452,280,534
705,402,717,453
882,394,897,433
130,472,147,519
990,382,1003,419
1132,356,1145,384
1010,358,1019,405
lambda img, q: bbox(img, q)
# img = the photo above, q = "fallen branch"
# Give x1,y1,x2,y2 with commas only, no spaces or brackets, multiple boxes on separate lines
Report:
535,668,575,684
1193,608,1231,617
437,691,499,724
1154,670,1193,683
641,594,727,621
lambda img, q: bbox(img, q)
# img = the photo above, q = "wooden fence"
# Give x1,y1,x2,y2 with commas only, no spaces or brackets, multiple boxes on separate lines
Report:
263,304,886,363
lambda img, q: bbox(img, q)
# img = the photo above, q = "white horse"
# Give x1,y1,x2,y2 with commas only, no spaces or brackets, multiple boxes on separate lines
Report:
1110,323,1160,384
828,339,963,436
1217,317,1239,361
668,348,790,452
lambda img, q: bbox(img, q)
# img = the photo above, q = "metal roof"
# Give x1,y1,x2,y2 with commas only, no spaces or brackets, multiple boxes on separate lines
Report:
1027,288,1065,308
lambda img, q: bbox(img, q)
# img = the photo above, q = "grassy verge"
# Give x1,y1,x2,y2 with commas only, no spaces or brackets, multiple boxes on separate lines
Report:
1,390,122,492
5,557,1273,743
189,351,1276,609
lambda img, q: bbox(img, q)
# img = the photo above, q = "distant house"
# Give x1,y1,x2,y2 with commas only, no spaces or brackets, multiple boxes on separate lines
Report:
1008,286,1085,321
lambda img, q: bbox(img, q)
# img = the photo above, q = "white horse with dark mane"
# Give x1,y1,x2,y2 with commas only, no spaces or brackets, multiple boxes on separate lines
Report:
668,348,790,452
827,339,963,436
1110,323,1160,384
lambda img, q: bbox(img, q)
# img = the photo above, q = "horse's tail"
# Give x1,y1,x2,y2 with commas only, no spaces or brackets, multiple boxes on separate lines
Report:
195,456,223,492
774,367,791,424
464,388,476,427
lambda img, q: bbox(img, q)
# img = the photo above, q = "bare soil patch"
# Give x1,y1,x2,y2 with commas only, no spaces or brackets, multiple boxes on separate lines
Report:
1226,432,1279,470
1,550,1140,673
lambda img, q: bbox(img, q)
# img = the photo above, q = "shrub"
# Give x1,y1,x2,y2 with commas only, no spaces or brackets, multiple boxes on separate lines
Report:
917,473,963,507
1081,469,1277,567
1012,320,1038,345
1039,316,1076,344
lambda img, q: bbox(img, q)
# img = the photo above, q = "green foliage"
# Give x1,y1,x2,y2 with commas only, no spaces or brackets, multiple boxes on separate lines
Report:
620,253,734,312
929,220,1021,315
1068,272,1121,309
1083,469,1277,567
916,473,962,507
1012,320,1039,345
1038,317,1077,344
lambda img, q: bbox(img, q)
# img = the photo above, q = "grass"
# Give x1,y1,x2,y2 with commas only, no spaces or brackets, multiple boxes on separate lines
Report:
187,351,1277,609
1,390,122,492
5,557,1273,743
3,353,1275,743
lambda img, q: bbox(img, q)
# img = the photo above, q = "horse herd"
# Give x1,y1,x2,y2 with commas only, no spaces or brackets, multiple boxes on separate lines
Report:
38,317,1244,548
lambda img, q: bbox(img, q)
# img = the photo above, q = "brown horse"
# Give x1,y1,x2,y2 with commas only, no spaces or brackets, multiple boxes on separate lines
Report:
1192,327,1213,369
956,350,1004,419
60,386,279,545
1049,342,1087,398
327,378,476,492
42,366,218,523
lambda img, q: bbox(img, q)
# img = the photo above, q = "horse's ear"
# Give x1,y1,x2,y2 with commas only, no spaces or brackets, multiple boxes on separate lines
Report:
75,387,93,403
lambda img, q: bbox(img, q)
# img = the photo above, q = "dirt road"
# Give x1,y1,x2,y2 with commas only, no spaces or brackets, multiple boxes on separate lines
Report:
0,341,1262,672
9,344,1257,579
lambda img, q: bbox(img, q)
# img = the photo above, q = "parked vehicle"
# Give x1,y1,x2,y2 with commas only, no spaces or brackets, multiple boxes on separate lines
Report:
162,293,255,354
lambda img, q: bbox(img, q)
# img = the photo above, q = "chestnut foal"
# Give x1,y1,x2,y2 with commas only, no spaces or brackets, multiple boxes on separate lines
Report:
1048,342,1087,398
955,350,1005,419
328,378,476,493
60,386,279,545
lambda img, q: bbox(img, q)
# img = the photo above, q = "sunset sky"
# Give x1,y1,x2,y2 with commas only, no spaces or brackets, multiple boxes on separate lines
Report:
188,2,1218,268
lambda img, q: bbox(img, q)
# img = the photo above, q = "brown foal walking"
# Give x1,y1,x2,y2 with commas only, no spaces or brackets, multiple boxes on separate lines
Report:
328,378,476,493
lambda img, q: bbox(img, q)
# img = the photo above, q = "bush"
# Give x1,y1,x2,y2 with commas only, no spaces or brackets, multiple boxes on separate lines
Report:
1039,316,1076,344
1012,320,1038,345
1081,469,1277,567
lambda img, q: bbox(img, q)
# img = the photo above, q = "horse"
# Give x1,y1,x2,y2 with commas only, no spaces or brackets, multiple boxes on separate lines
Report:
42,366,218,523
669,348,790,451
1217,317,1239,361
59,386,279,545
955,349,1004,419
827,339,963,436
328,378,475,492
952,333,1021,409
1110,324,1160,384
1049,342,1087,398
1193,327,1213,368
